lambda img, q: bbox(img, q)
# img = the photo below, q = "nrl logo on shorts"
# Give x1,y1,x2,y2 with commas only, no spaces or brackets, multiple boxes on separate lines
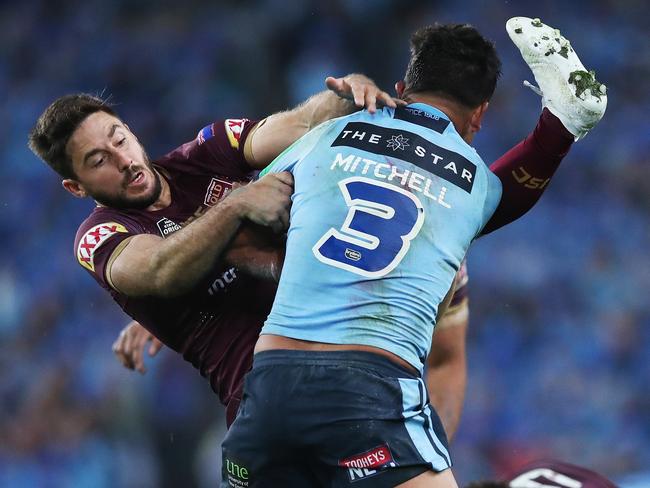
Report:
339,444,397,482
204,177,233,206
156,218,182,237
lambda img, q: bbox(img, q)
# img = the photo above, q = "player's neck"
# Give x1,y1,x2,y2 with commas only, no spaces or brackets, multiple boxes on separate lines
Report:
403,93,473,142
146,168,172,211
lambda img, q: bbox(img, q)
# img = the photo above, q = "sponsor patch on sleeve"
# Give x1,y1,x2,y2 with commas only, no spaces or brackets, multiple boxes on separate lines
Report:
77,222,128,272
224,118,248,149
197,123,216,145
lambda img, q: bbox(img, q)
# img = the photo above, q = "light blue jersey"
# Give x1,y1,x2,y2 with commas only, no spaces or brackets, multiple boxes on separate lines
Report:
260,104,502,371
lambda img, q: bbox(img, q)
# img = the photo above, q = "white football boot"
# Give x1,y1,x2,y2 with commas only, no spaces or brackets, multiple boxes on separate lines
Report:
506,16,607,140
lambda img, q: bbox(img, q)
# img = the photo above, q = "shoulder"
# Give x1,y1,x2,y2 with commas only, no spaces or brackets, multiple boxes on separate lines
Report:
156,118,260,178
74,209,142,274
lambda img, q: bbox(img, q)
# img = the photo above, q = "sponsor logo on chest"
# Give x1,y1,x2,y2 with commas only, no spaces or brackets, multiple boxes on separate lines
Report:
331,121,477,193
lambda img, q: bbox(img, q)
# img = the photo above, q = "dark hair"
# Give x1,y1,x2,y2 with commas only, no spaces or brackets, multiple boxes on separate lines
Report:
404,23,501,108
28,94,118,178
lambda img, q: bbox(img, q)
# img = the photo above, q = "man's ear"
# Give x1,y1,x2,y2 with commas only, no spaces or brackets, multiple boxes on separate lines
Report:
394,80,406,98
62,179,87,198
469,101,489,133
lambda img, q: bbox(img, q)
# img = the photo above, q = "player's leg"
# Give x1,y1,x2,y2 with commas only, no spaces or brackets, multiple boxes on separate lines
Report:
483,16,608,234
221,361,306,487
506,16,607,141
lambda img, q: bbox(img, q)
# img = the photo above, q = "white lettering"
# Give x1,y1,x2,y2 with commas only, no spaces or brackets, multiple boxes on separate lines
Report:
444,161,458,174
341,130,352,139
388,166,410,186
374,163,390,179
461,168,473,183
331,153,355,170
224,267,237,284
423,179,438,201
361,159,377,175
329,152,452,209
408,172,425,192
431,153,443,165
415,146,426,157
368,134,381,144
350,156,363,172
437,186,451,208
352,131,365,140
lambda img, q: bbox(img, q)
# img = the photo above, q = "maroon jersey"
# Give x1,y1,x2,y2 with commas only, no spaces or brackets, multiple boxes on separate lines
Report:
74,118,274,423
508,460,617,488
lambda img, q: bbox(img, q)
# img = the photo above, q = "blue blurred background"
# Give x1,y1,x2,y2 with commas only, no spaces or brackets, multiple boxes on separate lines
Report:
1,0,648,486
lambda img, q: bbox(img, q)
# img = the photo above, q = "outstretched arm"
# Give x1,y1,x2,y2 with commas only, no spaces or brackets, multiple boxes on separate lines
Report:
482,109,574,234
245,74,403,168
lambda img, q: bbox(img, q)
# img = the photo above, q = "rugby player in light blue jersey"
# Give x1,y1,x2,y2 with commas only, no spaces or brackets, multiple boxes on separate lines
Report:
223,19,606,488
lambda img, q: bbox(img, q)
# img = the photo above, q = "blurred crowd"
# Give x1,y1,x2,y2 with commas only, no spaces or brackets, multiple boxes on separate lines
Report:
1,0,648,486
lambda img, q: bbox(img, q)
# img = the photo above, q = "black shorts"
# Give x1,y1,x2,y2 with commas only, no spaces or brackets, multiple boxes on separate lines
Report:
221,350,452,487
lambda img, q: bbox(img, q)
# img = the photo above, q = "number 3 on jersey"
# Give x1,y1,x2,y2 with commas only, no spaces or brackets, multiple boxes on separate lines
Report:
313,177,425,278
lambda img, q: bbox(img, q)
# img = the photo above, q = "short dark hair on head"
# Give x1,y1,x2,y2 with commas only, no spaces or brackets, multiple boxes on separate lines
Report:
404,23,502,108
28,94,117,179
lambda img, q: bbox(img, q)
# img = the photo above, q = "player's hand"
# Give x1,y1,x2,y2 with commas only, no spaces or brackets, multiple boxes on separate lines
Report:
326,74,407,114
112,320,163,374
230,172,293,233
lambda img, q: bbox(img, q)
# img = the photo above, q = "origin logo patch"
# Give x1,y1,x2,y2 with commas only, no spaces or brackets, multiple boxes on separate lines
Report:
156,218,182,237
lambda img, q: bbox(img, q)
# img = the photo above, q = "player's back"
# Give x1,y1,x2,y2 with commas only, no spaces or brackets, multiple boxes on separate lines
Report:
261,104,501,370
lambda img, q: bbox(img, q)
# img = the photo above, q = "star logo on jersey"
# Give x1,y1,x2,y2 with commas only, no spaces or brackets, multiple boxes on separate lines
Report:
385,134,410,151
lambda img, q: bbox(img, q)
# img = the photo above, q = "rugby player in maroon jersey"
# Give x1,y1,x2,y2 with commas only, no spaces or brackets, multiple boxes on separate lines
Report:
30,59,579,436
29,74,405,425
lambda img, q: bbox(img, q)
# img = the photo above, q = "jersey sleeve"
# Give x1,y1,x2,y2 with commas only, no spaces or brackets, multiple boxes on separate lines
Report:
158,118,259,177
74,213,144,291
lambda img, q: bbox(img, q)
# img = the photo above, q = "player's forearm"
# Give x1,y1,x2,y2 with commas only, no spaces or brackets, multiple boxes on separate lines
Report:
248,74,381,167
482,109,574,234
147,198,245,296
125,174,291,297
298,85,359,130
